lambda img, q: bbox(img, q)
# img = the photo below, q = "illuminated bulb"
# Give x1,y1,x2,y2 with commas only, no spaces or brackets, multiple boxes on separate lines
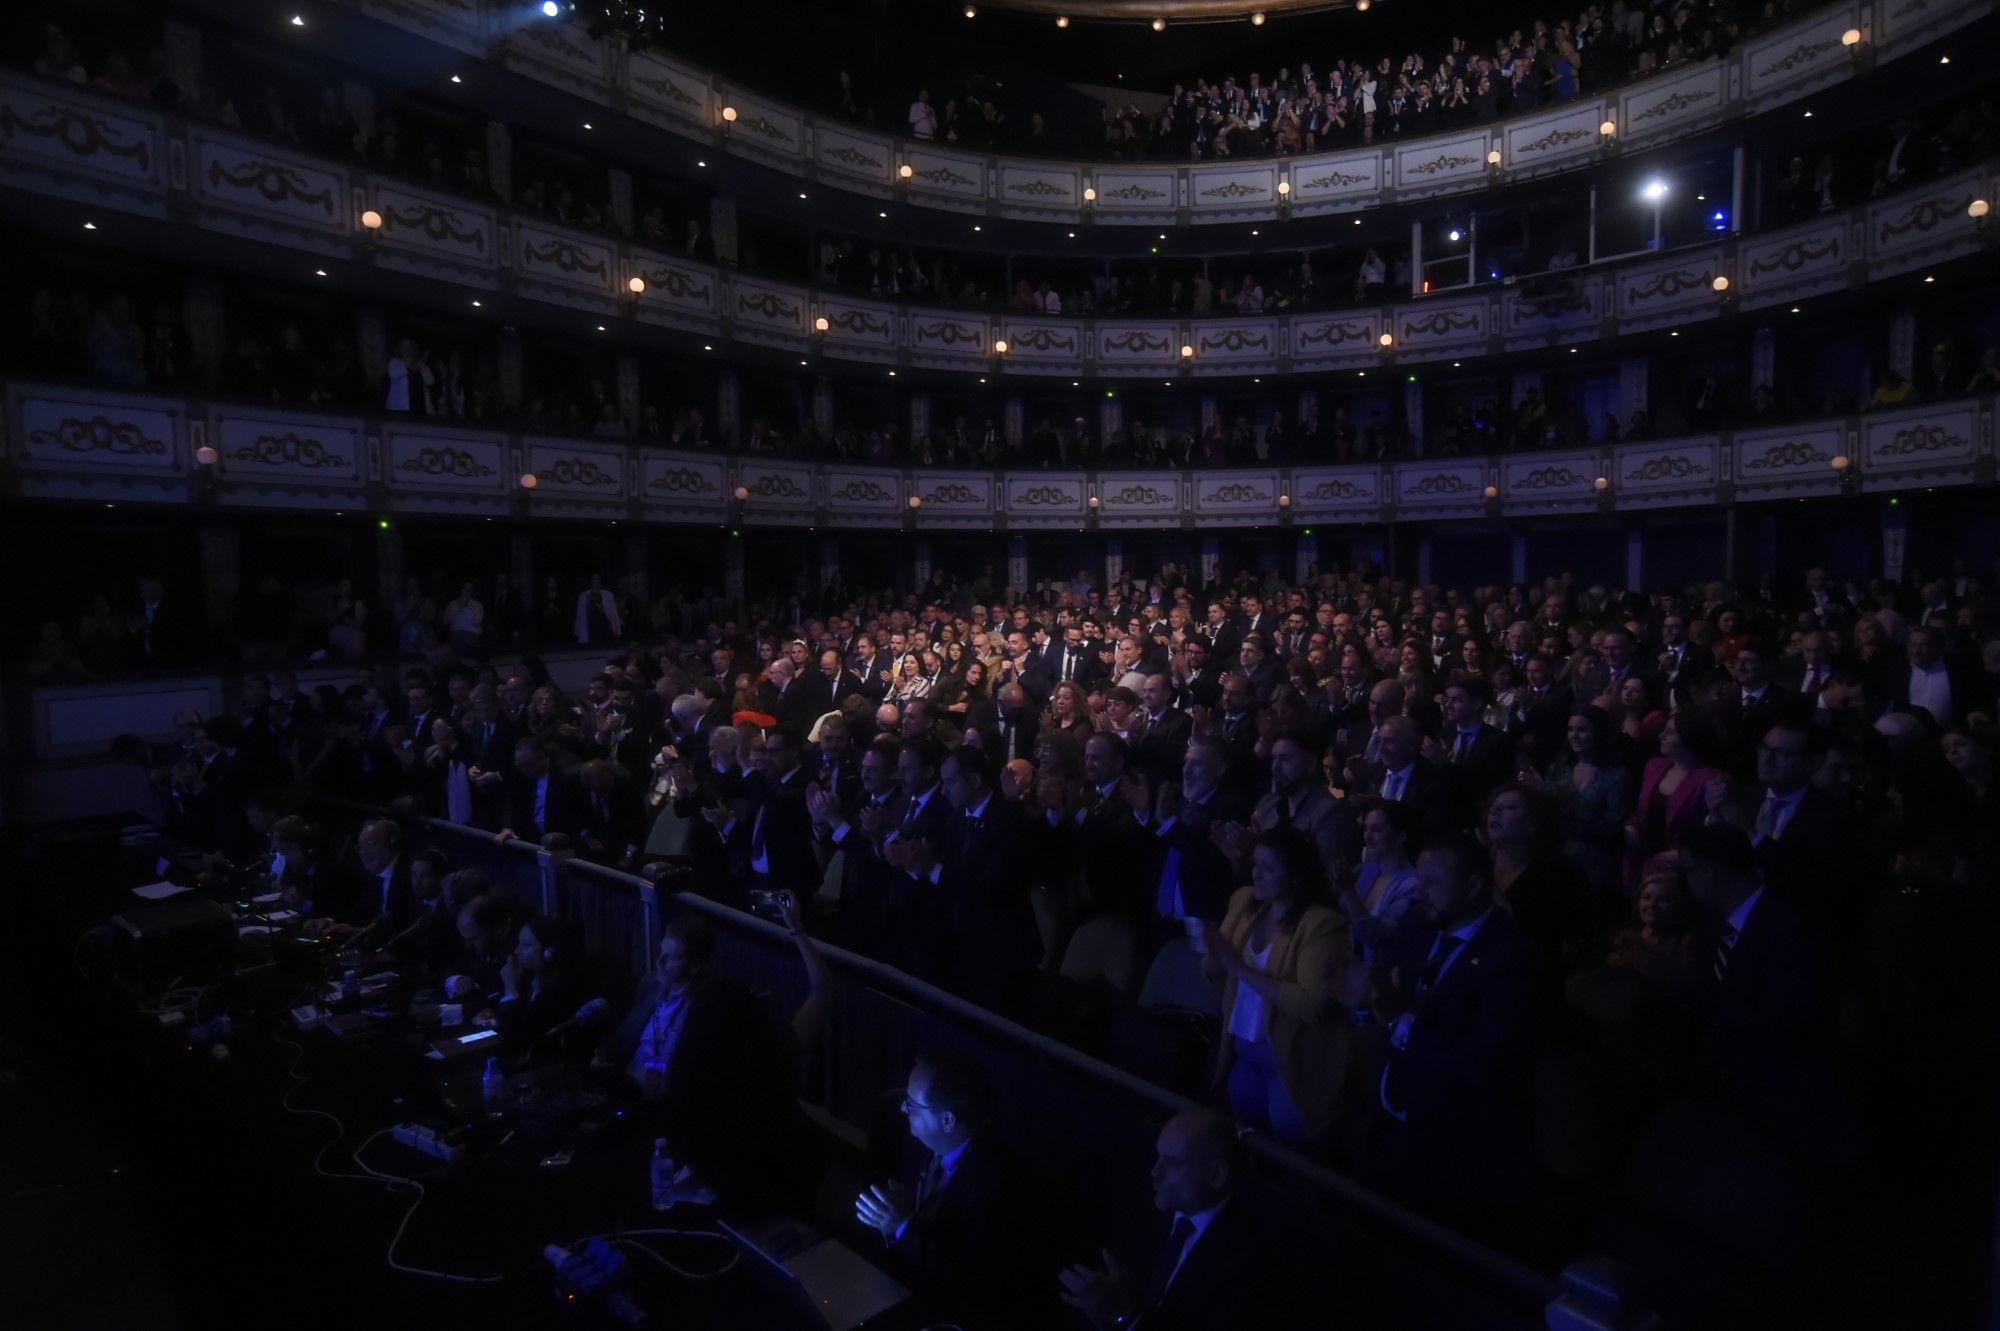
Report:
964,4,976,16
195,445,219,466
1599,119,1616,137
721,106,737,123
908,495,923,509
1251,12,1266,25
1083,187,1097,203
1593,476,1609,491
520,473,539,490
1152,18,1166,32
1180,344,1194,358
1711,275,1729,293
1355,0,1370,10
993,339,1008,354
360,210,383,230
1378,332,1393,347
1830,456,1851,472
1969,199,1991,219
734,486,749,500
1056,14,1069,27
1277,494,1290,507
1276,180,1290,196
898,163,913,179
1483,485,1499,499
814,316,830,332
1486,149,1502,166
628,276,646,294
1088,495,1101,507
290,14,305,26
1841,27,1861,45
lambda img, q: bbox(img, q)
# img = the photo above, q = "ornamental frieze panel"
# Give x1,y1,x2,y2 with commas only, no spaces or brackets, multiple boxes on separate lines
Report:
736,290,804,323
1005,177,1070,199
198,150,339,221
823,307,894,339
520,235,611,278
1099,329,1172,356
1739,438,1833,471
1195,179,1269,201
1508,464,1592,492
530,455,623,489
1295,319,1376,349
373,190,492,257
912,320,985,350
1865,410,1977,468
214,417,360,480
1197,327,1273,355
1100,482,1178,507
1294,474,1376,505
1197,480,1276,507
395,445,496,478
1623,268,1712,305
1295,164,1375,194
28,414,170,460
0,84,157,181
1003,326,1079,355
645,463,723,497
385,432,507,491
1627,87,1718,126
1872,191,1974,249
1512,125,1594,156
1397,468,1482,501
637,263,715,307
822,144,886,171
1100,181,1168,201
918,481,990,506
1400,309,1483,340
738,471,811,501
15,392,181,471
627,57,706,116
1746,234,1841,276
1006,480,1085,510
826,474,901,506
1623,453,1710,483
1755,36,1841,79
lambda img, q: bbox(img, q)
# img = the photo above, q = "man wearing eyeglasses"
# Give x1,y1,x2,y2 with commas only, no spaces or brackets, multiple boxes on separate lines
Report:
854,1053,1030,1315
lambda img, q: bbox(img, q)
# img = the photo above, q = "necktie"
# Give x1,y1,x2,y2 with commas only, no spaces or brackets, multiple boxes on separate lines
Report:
1383,769,1405,801
1453,731,1474,763
1145,1215,1198,1311
1753,793,1779,843
916,1153,945,1210
1270,799,1294,829
1712,927,1740,983
1063,651,1075,681
1414,933,1464,1004
1802,668,1819,694
1156,841,1183,918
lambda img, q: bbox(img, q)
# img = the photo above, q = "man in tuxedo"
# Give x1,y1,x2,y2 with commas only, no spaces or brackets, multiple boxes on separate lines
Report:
1440,675,1516,809
1050,625,1102,690
1235,593,1270,645
1209,671,1264,793
1058,1107,1284,1331
713,727,818,902
1509,655,1573,768
1721,642,1786,755
880,738,953,976
1653,611,1707,702
1424,609,1462,673
594,682,657,786
1371,834,1539,1224
994,629,1052,705
820,648,877,709
1048,732,1154,922
761,658,828,738
1171,636,1224,711
849,634,889,700
1357,717,1450,834
1704,719,1854,919
855,1054,1030,1315
810,714,863,806
348,816,417,932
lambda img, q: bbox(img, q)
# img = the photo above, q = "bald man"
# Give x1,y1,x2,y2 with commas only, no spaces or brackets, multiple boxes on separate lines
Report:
1058,1108,1285,1330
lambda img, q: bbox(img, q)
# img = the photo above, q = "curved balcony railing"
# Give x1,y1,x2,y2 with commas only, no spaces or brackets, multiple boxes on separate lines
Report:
351,0,1989,223
8,379,1991,529
4,72,1994,385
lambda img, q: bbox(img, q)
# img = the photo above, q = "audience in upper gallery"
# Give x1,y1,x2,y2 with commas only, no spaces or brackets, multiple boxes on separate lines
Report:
124,549,1999,1275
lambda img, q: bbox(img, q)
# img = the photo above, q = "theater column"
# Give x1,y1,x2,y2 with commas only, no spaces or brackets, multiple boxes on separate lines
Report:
1100,392,1122,451
717,371,741,447
198,528,239,641
181,278,226,393
812,376,833,438
1007,535,1028,593
1619,358,1649,430
1199,537,1220,590
1294,531,1316,584
1750,327,1775,398
485,121,512,203
498,327,523,416
1881,496,1908,585
1004,397,1024,454
914,540,934,590
819,536,840,598
607,167,633,237
617,353,642,434
1626,528,1643,593
909,392,931,457
1885,310,1916,384
376,520,404,616
1106,539,1124,590
510,534,533,615
1403,375,1424,456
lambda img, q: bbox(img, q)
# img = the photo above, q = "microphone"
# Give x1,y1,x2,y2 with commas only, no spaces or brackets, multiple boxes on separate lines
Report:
541,998,611,1041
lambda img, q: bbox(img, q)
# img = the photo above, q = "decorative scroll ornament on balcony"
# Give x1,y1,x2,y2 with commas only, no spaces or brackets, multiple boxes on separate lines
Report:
1876,194,1973,242
1629,88,1718,125
1016,485,1079,505
915,321,982,347
522,239,607,275
1108,483,1173,505
1513,465,1590,490
826,309,892,335
1741,440,1832,470
1300,477,1371,501
1405,472,1479,496
1200,329,1271,353
648,467,718,494
1204,482,1270,503
231,432,349,468
644,267,712,301
31,415,168,456
1300,168,1370,189
1515,126,1595,154
1402,310,1481,337
1876,423,1968,455
630,73,700,108
1010,328,1076,352
540,457,619,486
1007,179,1069,197
829,478,895,503
742,473,809,499
206,159,334,214
1102,331,1171,353
910,163,977,187
1100,182,1168,200
1405,152,1480,175
1624,454,1708,482
1296,321,1373,348
1513,286,1592,324
396,446,495,477
735,114,790,142
1758,37,1841,76
382,202,485,250
822,145,884,169
1748,237,1840,274
1626,269,1710,304
923,483,983,504
1198,180,1266,199
737,291,801,320
0,103,151,169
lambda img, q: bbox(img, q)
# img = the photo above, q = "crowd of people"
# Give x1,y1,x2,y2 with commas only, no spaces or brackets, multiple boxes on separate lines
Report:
133,549,1999,1284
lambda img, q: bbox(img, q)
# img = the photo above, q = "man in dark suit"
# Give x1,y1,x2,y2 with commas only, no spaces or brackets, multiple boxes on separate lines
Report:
900,747,1040,1008
492,738,568,848
714,727,819,902
1146,737,1250,937
1704,719,1855,920
970,682,1041,766
346,816,417,932
855,1053,1031,1317
1440,674,1516,810
1508,655,1574,770
808,737,904,956
1236,633,1285,704
571,758,644,868
1371,833,1540,1225
848,634,890,703
1058,1107,1284,1331
993,629,1053,706
809,713,863,807
1355,717,1453,835
1049,625,1103,691
1048,732,1154,923
1250,731,1359,882
1888,625,1965,729
1683,824,1847,1157
1209,671,1264,795
1132,674,1193,783
820,648,878,710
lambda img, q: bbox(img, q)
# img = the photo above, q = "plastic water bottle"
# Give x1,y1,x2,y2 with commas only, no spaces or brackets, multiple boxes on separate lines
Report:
482,1056,505,1116
342,969,360,1002
650,1138,675,1211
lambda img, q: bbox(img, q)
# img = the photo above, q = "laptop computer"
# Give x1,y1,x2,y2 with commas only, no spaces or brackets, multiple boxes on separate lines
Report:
720,1216,909,1330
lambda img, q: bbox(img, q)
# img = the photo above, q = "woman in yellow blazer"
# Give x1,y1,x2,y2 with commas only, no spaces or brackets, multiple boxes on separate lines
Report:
1201,825,1360,1150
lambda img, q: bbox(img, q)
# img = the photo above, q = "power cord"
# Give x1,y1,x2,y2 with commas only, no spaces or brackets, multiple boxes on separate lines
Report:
566,1227,740,1282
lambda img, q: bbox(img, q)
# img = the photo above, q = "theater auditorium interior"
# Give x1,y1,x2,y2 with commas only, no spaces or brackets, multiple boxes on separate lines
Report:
2,0,1998,1326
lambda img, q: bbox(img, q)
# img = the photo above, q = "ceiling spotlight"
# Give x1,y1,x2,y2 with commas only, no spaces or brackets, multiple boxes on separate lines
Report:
471,299,482,307
1447,228,1461,242
1251,230,1259,237
888,370,897,376
704,345,713,351
697,159,706,167
450,74,463,84
596,325,607,331
541,0,560,14
1068,231,1076,238
1056,14,1069,27
1251,10,1266,23
583,122,593,129
314,268,327,277
799,192,808,200
1940,54,1950,63
880,211,889,218
973,225,981,232
1640,178,1669,202
82,221,97,230
1802,110,1812,118
964,4,976,16
290,14,305,26
1152,17,1166,31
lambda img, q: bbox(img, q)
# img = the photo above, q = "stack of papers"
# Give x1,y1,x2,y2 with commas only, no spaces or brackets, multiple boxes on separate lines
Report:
131,882,189,901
